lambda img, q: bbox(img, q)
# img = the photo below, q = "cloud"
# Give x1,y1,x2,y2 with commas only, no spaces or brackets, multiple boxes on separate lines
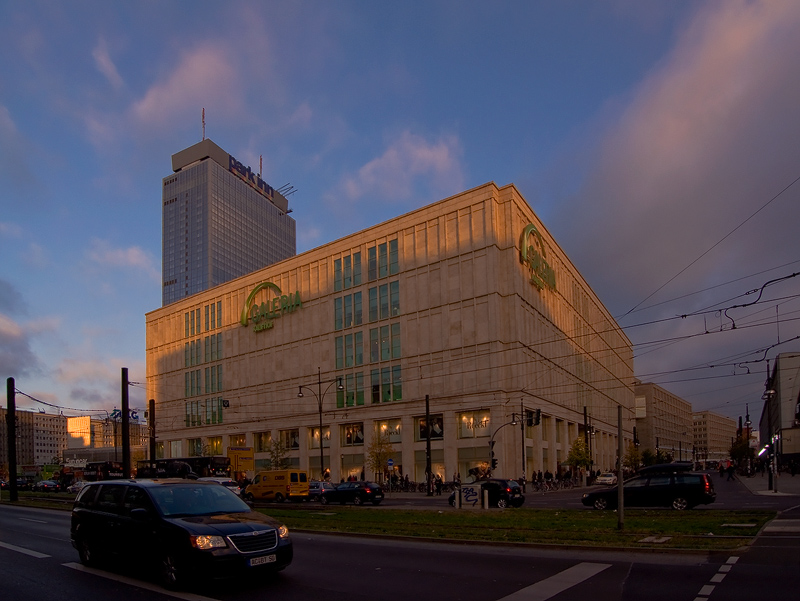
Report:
85,238,160,282
0,313,43,378
552,0,800,313
57,356,147,411
335,131,465,204
0,279,26,315
131,43,241,130
0,221,23,238
92,36,124,91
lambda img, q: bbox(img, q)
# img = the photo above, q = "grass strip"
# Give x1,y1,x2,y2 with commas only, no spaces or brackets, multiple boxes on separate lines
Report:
259,507,775,551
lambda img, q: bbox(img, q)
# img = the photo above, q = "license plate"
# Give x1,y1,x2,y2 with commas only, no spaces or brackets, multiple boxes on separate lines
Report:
249,554,277,567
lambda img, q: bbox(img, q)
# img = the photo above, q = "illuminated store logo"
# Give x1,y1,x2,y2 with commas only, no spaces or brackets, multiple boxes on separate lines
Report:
240,282,303,333
229,154,274,200
519,223,556,291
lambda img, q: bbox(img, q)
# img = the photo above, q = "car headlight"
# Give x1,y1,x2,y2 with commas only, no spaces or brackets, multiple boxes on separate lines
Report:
277,525,290,539
190,535,227,550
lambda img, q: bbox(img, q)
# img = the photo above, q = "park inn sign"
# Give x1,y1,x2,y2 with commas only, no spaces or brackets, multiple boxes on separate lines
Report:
240,281,303,333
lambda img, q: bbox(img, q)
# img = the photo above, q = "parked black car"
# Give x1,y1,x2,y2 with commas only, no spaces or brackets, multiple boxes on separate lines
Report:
33,480,61,492
308,480,336,501
318,481,384,505
448,479,525,508
70,479,292,589
581,472,715,510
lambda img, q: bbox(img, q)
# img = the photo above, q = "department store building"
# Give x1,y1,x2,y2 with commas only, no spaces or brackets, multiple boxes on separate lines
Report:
145,182,635,482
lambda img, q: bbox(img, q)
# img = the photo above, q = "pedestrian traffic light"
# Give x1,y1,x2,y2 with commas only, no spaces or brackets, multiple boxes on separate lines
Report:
491,458,498,470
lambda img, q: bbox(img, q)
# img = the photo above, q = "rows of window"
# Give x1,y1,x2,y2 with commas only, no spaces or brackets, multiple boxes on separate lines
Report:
332,240,400,291
334,281,399,330
185,366,223,397
184,333,223,367
185,397,225,427
334,324,401,368
184,301,223,337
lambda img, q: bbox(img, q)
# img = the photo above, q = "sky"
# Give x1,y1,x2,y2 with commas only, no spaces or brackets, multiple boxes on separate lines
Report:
1,1,799,429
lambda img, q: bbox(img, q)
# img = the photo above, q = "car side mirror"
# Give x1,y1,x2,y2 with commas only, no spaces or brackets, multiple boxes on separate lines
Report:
130,508,150,521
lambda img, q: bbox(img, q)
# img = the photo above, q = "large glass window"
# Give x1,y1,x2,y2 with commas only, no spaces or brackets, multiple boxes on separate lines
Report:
389,239,398,275
416,415,443,441
309,426,330,449
341,423,364,446
280,429,300,450
368,246,377,281
377,419,402,443
254,431,271,453
457,410,491,439
369,287,378,322
378,242,388,278
379,284,389,319
334,258,342,292
334,297,343,330
353,252,362,285
188,438,202,456
390,281,400,316
207,436,222,455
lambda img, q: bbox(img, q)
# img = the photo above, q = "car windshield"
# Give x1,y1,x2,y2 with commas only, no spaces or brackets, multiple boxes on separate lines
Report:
148,483,251,517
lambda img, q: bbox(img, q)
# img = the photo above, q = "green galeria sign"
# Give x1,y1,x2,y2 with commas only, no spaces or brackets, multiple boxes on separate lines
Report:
519,223,556,291
240,282,303,333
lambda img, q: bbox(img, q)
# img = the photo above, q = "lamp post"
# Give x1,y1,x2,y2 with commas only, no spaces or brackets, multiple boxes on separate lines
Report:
298,368,343,481
489,414,518,476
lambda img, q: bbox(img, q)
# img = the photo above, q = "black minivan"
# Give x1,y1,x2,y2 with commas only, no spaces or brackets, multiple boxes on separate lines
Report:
71,479,292,589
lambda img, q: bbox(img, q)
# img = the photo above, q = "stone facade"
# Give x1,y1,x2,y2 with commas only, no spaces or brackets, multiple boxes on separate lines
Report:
146,182,635,482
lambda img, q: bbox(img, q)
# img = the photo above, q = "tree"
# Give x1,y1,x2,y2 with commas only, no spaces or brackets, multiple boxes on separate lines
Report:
268,440,289,470
623,442,641,470
641,448,656,466
365,431,394,481
566,437,592,470
729,436,754,465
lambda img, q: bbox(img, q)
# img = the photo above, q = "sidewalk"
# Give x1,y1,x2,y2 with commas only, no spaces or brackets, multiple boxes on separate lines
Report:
736,471,800,496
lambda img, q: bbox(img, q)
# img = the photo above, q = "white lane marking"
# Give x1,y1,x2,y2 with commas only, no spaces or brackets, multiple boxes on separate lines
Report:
726,556,739,564
18,518,47,523
698,585,716,596
710,573,726,583
719,564,732,573
497,562,612,601
63,563,220,601
0,541,50,558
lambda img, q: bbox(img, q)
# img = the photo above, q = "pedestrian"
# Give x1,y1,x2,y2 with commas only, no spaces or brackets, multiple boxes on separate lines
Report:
435,475,443,496
726,463,736,481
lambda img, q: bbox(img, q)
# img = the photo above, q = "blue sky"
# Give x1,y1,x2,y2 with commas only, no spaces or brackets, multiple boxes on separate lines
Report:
2,1,799,427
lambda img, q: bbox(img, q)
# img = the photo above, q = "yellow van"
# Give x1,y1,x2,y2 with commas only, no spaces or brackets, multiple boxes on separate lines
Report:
244,470,309,502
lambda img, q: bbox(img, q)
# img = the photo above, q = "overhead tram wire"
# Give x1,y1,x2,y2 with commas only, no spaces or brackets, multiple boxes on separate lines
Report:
618,171,800,320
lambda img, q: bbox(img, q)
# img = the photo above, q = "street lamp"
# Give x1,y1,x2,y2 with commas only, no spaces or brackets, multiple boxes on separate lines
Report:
488,414,518,475
298,368,343,481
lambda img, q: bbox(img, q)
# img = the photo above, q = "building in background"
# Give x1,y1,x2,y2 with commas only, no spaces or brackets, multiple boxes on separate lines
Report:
147,182,636,483
692,410,737,465
759,352,800,466
162,138,297,306
634,381,693,462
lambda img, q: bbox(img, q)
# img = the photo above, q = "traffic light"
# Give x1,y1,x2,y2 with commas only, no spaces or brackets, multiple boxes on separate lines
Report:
491,458,498,470
526,410,534,427
534,409,541,426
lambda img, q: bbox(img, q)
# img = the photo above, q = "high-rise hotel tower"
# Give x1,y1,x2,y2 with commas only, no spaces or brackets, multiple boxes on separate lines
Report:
162,139,296,305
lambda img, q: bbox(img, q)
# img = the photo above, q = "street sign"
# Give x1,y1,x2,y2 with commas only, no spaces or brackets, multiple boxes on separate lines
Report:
387,459,394,468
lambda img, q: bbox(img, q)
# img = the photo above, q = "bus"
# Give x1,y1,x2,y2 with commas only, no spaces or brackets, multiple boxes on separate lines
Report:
136,456,231,479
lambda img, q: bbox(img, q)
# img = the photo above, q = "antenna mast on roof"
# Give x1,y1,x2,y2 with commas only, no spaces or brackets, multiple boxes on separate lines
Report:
202,108,206,140
260,155,262,178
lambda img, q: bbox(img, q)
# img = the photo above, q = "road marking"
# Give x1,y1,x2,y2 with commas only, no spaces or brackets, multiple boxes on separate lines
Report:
0,541,50,558
710,573,726,583
63,563,220,601
763,520,800,533
497,562,612,601
726,556,739,564
18,518,47,523
719,564,732,573
698,585,715,596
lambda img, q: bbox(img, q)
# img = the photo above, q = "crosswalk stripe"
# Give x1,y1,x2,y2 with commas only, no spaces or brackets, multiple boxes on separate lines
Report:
498,562,612,601
0,541,50,558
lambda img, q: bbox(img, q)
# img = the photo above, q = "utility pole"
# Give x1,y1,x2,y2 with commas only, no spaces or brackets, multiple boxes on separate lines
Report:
6,378,18,502
617,405,624,530
121,367,130,478
520,400,526,490
149,398,156,463
425,395,432,496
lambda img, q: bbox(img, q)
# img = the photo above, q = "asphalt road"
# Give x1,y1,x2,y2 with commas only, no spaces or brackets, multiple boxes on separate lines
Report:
1,473,798,601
